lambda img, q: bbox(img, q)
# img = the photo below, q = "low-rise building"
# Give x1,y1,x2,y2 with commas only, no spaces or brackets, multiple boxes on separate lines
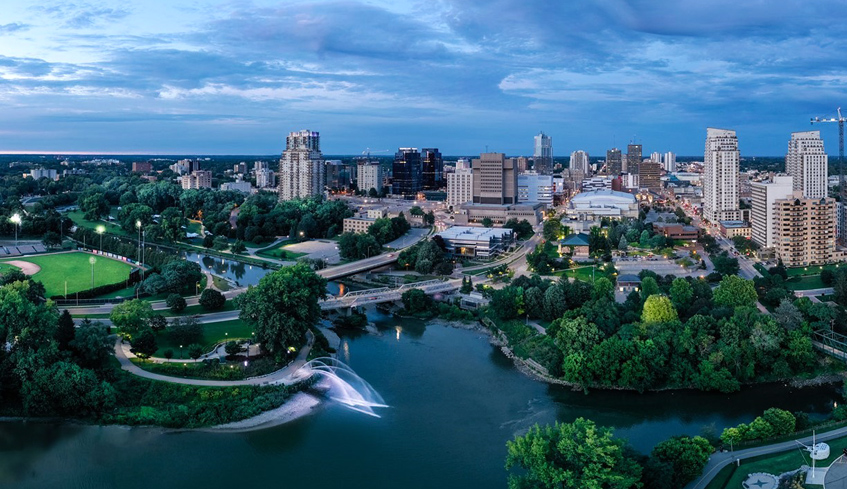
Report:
566,189,639,221
719,220,751,239
342,217,375,234
558,233,590,259
132,162,152,173
517,172,554,206
181,170,212,190
652,222,700,240
220,179,253,193
436,226,516,258
454,202,545,226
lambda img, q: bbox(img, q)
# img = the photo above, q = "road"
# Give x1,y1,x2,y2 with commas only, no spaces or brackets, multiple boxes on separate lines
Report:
113,330,315,387
73,309,240,326
685,425,847,489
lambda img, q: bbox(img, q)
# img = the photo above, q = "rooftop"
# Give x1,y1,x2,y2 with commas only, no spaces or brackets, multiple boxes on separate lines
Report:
560,233,590,247
719,220,749,228
437,226,514,241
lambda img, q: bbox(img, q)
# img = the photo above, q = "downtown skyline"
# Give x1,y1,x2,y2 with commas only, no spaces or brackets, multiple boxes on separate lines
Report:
1,0,846,155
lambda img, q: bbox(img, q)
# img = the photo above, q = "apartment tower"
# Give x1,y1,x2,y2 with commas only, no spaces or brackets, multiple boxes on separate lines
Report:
786,130,828,199
278,130,324,201
702,128,740,223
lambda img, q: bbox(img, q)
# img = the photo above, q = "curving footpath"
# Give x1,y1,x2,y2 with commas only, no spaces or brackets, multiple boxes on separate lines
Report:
113,330,314,387
685,425,847,489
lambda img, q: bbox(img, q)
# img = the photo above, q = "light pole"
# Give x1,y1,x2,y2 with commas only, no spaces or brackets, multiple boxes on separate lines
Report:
89,256,96,288
136,220,142,262
10,213,21,246
96,225,105,252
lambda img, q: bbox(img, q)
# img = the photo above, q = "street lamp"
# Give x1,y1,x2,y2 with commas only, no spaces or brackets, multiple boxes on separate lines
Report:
89,256,96,288
10,213,21,246
136,220,142,262
96,225,105,252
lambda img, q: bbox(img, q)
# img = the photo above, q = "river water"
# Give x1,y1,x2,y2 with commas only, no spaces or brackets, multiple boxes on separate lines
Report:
0,306,840,489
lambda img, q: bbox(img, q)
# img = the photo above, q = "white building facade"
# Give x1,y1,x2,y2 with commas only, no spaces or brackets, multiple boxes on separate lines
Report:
702,128,740,223
570,150,590,174
447,166,474,209
357,161,384,195
663,152,676,173
278,130,324,201
750,175,794,249
786,130,828,199
517,172,554,206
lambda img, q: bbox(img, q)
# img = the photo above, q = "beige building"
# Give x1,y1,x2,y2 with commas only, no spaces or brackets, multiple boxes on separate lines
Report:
773,192,836,267
357,161,383,195
638,161,662,192
342,217,375,234
181,170,212,189
703,128,740,223
786,131,827,200
279,130,324,201
472,152,518,205
719,220,751,239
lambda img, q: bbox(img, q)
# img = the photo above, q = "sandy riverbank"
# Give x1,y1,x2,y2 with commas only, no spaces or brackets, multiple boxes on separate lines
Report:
205,392,322,433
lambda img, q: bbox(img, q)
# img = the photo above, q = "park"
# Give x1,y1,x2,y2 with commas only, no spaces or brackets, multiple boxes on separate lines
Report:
0,250,135,297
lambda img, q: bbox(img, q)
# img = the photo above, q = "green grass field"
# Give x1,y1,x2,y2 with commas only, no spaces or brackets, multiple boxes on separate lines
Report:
784,274,827,291
553,266,613,283
786,263,843,277
66,208,130,237
255,241,306,260
1,252,134,297
154,319,253,358
0,262,20,275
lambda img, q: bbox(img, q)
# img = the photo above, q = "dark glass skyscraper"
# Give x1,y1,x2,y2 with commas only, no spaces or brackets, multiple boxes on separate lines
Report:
421,148,443,190
606,148,622,175
392,148,422,197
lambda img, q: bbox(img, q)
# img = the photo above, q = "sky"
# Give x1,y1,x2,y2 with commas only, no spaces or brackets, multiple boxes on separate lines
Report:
1,0,846,156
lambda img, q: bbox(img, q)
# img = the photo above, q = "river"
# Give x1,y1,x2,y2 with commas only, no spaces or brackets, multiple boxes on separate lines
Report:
0,306,840,489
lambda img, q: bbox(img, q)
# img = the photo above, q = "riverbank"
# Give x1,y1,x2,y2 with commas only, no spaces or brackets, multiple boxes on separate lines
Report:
204,392,322,433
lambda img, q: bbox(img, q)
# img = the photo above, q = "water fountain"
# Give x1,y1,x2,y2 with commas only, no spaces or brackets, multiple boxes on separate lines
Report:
294,357,388,417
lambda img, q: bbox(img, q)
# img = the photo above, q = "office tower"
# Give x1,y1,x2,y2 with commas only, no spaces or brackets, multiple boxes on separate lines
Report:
357,160,384,195
773,191,836,266
325,160,351,189
606,148,622,175
447,165,473,208
472,152,518,204
650,152,661,163
517,172,554,205
570,150,590,174
278,130,324,201
421,148,443,190
233,162,248,174
750,176,794,248
639,162,662,192
626,144,642,174
533,132,553,174
392,148,422,197
786,131,828,199
663,152,676,173
703,128,741,223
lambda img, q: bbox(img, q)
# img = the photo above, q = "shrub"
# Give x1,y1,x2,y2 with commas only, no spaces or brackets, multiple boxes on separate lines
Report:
199,289,226,310
166,293,186,313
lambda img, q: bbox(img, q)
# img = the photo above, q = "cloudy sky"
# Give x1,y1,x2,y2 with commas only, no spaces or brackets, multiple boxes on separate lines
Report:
1,0,846,155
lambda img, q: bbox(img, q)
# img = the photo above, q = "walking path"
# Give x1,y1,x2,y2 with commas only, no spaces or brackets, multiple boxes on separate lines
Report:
113,331,314,387
685,425,847,489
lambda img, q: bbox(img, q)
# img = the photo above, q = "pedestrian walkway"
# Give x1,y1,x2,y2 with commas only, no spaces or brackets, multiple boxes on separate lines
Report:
113,331,314,387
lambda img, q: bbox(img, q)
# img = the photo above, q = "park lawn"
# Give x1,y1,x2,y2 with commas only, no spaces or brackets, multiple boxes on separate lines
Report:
66,208,130,238
186,220,203,236
153,319,253,358
255,241,306,260
784,274,827,291
212,275,231,291
0,262,20,275
165,300,238,317
554,266,612,283
1,251,134,297
786,263,843,277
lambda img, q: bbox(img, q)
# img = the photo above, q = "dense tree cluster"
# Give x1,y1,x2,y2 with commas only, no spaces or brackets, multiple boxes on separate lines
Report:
234,194,353,244
720,408,797,445
396,238,454,275
503,218,533,240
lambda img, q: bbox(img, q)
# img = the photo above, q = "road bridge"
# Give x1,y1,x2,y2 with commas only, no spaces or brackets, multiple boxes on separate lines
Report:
320,279,461,310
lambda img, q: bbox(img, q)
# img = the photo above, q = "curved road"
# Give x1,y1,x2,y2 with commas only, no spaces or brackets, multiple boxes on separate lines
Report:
685,425,847,489
113,331,314,387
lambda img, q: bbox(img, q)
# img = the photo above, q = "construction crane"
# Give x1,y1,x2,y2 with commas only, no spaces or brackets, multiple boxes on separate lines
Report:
811,107,847,243
361,148,390,159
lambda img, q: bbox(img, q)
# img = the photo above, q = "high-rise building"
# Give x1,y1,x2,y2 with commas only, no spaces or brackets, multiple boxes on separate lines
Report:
638,162,662,192
570,150,590,174
650,152,661,163
533,132,553,174
518,172,554,205
357,160,384,195
703,128,740,223
773,191,836,267
392,148,422,197
421,148,443,190
447,165,473,209
255,169,276,188
626,144,642,174
325,160,351,189
233,162,248,174
181,170,212,190
606,148,622,175
472,152,518,204
786,130,828,199
132,162,152,173
515,157,529,173
278,130,324,201
750,176,794,249
663,152,676,173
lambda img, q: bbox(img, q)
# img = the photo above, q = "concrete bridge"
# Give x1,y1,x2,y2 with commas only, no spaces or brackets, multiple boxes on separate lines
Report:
320,279,461,310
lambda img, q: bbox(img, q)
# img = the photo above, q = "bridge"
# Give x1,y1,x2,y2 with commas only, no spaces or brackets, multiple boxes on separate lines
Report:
320,279,461,310
317,253,401,281
812,329,847,361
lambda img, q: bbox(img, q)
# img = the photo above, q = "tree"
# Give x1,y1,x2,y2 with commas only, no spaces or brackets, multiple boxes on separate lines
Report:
131,330,158,360
237,263,327,358
70,322,112,368
213,236,229,251
774,299,803,331
42,231,62,249
640,276,660,302
169,317,203,346
639,230,650,246
649,436,713,488
160,260,202,294
712,253,740,277
482,217,493,228
56,309,76,351
642,295,678,324
166,293,187,313
148,314,167,333
225,341,245,356
202,234,214,248
505,418,642,489
188,343,204,360
230,240,247,254
543,218,563,241
669,278,693,313
713,275,758,308
401,288,434,314
79,191,110,221
163,349,174,360
199,289,226,310
761,408,796,436
20,361,115,415
593,277,614,301
618,235,628,250
158,206,186,242
109,299,154,338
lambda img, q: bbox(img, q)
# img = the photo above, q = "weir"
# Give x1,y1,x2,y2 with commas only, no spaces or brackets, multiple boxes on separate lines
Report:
294,357,388,417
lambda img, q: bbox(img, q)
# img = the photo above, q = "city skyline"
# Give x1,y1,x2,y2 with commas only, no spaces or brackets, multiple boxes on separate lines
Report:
1,1,846,155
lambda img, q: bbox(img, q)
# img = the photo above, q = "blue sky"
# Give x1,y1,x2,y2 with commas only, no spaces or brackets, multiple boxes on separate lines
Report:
1,0,846,156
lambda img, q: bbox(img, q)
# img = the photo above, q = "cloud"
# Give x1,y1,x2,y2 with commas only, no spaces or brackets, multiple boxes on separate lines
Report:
32,2,131,29
0,23,30,34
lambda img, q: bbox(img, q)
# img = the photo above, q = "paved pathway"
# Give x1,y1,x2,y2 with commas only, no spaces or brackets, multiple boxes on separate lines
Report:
685,426,847,489
113,331,314,387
